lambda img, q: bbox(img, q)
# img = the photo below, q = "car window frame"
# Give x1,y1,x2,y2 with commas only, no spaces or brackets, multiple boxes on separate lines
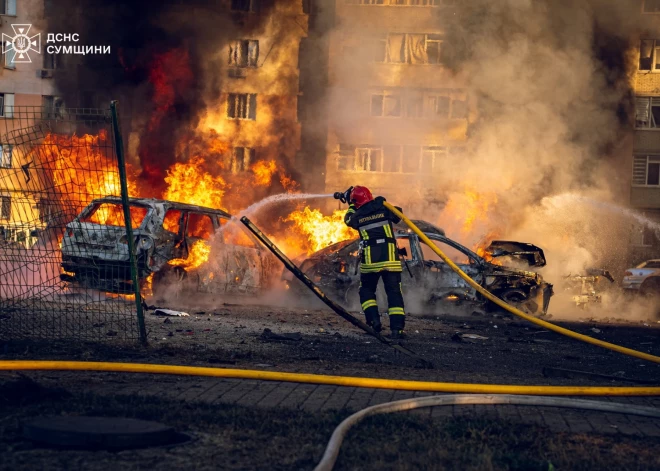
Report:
76,202,151,230
422,233,483,266
184,210,217,241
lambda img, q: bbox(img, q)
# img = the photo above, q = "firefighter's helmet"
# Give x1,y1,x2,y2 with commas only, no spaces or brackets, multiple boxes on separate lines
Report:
350,186,373,209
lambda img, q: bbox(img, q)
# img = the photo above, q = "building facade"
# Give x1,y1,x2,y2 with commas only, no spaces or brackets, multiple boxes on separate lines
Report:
631,0,660,263
322,0,474,208
0,0,59,247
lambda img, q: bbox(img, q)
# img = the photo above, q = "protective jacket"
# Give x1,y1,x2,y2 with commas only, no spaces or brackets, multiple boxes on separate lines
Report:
344,196,402,273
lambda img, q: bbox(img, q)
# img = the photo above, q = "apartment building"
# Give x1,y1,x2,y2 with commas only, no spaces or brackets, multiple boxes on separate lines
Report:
322,0,474,208
631,0,660,262
217,0,308,175
0,0,60,247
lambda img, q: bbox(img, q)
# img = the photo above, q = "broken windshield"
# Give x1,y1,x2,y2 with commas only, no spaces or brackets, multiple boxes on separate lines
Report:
79,203,148,228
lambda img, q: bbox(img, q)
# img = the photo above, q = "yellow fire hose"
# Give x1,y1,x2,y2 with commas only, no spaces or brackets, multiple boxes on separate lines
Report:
382,201,660,365
2,360,660,395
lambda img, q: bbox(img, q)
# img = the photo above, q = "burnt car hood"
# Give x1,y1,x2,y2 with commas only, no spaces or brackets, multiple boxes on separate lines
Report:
484,241,546,268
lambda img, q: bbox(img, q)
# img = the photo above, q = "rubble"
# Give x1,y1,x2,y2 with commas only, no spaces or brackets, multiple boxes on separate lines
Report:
260,328,302,342
154,309,189,317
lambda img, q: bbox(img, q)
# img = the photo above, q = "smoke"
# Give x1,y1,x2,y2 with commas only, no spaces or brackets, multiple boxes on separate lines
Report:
47,0,300,211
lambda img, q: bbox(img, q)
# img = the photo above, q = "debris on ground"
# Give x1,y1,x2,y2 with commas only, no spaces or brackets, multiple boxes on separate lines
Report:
260,328,302,342
591,328,601,333
451,333,489,343
154,309,190,317
542,366,656,384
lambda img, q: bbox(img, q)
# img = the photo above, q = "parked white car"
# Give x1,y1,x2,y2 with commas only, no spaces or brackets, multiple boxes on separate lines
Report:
623,260,660,294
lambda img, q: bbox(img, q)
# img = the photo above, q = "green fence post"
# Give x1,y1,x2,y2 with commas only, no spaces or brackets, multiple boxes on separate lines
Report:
110,100,148,345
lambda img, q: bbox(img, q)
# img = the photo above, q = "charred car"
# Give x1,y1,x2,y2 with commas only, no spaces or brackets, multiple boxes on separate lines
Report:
60,197,276,295
284,221,554,315
563,268,615,309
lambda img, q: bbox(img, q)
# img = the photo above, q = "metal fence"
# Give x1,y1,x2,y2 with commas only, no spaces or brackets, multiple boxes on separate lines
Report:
0,104,145,342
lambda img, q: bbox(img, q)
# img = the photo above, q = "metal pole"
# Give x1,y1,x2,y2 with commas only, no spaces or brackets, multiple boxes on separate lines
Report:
240,216,432,369
110,101,147,345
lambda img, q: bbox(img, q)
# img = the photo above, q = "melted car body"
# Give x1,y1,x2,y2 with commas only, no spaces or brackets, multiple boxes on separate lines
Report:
285,220,553,315
60,196,275,294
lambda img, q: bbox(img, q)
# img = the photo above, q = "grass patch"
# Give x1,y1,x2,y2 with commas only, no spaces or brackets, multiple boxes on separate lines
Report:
0,379,659,470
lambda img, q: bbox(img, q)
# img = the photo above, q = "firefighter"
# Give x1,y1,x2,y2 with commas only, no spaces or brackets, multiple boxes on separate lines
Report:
337,186,406,339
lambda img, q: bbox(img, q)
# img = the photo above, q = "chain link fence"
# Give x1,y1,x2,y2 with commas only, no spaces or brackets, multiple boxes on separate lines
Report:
0,105,144,342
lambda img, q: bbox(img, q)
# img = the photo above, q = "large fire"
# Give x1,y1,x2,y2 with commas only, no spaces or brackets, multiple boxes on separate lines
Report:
163,156,226,210
284,208,356,255
38,130,138,220
441,190,499,237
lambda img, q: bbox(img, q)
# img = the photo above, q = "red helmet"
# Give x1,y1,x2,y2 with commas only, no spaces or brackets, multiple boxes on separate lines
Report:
350,186,373,209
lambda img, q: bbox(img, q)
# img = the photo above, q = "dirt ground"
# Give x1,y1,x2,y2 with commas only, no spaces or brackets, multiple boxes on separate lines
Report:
2,295,660,470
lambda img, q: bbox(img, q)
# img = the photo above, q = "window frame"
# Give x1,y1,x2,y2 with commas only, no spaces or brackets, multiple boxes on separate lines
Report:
379,33,445,65
0,144,12,168
636,96,660,129
370,91,401,117
0,0,16,16
228,39,259,68
231,146,255,173
633,155,660,187
0,195,9,220
227,93,257,120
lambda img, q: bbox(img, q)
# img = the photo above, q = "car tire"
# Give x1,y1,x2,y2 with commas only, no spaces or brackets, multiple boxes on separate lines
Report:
640,277,660,297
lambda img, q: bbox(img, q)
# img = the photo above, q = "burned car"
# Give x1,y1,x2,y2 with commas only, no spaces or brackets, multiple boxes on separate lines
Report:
284,220,553,315
563,268,615,309
60,197,276,295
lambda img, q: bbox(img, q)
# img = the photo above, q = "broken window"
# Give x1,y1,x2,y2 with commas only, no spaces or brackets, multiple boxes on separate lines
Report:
0,144,11,168
43,95,64,119
382,145,401,172
639,39,660,71
396,236,413,260
356,147,382,172
187,213,215,240
635,96,660,128
405,93,424,117
43,49,60,70
227,93,257,120
421,146,446,173
384,33,444,64
371,92,401,117
231,0,258,12
231,147,255,173
0,195,9,220
402,145,421,173
163,209,183,235
643,0,660,13
229,40,259,68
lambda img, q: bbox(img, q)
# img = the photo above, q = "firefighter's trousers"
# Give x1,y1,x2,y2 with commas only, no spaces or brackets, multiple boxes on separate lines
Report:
359,270,405,331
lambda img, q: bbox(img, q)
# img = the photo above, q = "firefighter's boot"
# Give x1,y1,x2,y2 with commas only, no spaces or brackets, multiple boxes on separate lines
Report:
363,306,382,333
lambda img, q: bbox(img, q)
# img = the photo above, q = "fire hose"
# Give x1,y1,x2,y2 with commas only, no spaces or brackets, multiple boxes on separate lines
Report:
313,394,660,471
381,201,660,365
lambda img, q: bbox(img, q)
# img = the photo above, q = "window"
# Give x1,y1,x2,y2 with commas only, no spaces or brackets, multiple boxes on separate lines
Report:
187,213,214,240
231,147,255,173
380,33,445,64
4,47,15,69
0,0,16,15
43,95,64,119
227,93,257,120
337,144,356,171
163,209,183,234
633,155,660,186
396,236,413,260
231,0,258,12
229,40,259,68
0,195,9,220
370,92,401,117
644,0,660,13
43,50,60,70
631,220,655,247
356,147,382,171
80,203,148,228
427,95,450,117
636,97,660,128
421,146,446,173
0,144,12,168
0,93,14,118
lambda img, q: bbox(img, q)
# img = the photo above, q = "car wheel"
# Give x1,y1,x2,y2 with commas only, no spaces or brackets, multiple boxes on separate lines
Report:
640,278,660,297
151,266,189,299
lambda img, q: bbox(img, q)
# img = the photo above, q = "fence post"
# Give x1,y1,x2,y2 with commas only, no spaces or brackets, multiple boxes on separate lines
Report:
110,100,148,345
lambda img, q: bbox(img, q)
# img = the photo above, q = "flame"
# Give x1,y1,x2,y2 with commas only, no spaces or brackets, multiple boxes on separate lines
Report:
168,239,211,271
163,156,226,209
284,208,356,255
37,130,138,215
441,190,498,236
474,230,502,265
251,160,277,186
